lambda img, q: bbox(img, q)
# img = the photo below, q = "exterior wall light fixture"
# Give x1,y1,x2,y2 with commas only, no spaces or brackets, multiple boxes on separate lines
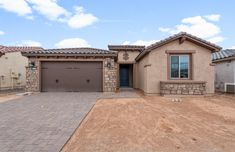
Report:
107,62,112,69
29,61,36,70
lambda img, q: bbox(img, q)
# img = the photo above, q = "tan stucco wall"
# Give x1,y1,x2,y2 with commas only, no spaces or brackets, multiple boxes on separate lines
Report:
136,54,149,92
0,52,28,90
133,63,138,88
137,40,215,94
117,51,140,63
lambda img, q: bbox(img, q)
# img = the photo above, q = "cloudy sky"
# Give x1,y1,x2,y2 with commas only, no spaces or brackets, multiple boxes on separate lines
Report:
0,0,234,49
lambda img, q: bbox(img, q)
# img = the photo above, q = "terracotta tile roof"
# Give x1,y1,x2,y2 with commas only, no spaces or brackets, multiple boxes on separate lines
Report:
22,47,117,57
0,45,43,54
0,46,4,56
0,45,4,52
108,45,145,51
136,32,222,61
212,49,235,61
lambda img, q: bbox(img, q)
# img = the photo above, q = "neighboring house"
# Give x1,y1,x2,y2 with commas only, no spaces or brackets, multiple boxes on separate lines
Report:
0,46,42,91
22,32,221,95
212,49,235,93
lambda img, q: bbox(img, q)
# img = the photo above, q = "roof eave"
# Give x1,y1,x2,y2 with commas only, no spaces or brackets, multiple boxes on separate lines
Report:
108,45,145,51
184,36,222,52
135,34,222,61
212,56,235,63
21,52,117,57
146,35,221,52
135,50,149,61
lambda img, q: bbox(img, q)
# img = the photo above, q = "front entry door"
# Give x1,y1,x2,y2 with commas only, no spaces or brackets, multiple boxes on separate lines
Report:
119,64,131,87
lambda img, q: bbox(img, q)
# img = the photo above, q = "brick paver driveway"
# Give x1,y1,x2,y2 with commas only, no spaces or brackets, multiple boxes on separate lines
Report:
0,92,139,152
0,93,100,152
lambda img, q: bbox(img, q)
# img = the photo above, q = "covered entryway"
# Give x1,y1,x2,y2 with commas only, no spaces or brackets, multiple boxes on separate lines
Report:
119,64,133,88
41,61,103,92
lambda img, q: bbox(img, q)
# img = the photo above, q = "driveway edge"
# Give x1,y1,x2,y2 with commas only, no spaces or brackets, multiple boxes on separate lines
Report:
59,98,99,152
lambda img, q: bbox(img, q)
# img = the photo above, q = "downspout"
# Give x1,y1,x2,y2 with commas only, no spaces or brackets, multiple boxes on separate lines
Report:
0,53,3,90
10,69,14,90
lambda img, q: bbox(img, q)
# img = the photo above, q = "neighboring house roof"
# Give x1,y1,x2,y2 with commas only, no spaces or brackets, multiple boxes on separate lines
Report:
212,49,235,62
0,45,4,50
0,45,43,54
108,45,145,51
0,45,4,56
135,32,222,61
22,47,117,57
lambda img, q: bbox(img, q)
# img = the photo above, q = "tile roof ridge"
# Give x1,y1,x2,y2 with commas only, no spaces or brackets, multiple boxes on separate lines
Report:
108,45,145,47
44,47,111,51
146,32,221,50
6,46,43,49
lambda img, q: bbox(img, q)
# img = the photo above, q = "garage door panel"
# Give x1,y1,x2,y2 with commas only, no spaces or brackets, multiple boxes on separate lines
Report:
42,68,69,92
77,72,102,91
41,62,102,92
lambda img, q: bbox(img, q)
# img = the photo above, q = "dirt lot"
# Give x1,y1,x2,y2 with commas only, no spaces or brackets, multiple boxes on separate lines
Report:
62,94,235,152
0,94,21,103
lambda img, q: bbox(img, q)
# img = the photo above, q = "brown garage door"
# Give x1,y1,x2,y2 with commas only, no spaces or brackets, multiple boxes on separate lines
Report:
41,61,103,92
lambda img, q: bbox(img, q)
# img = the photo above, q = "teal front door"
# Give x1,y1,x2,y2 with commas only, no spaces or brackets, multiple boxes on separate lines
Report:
120,64,130,87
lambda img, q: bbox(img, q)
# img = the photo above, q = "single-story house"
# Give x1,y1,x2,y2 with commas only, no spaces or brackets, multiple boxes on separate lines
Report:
22,32,221,95
0,45,42,91
212,49,235,93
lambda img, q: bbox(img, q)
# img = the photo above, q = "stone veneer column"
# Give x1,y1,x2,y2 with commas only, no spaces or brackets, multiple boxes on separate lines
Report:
25,59,40,92
103,58,117,92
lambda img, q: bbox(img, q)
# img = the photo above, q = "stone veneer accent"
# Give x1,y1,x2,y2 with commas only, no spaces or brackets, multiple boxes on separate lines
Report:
104,58,117,92
25,59,40,92
25,57,117,92
160,81,206,95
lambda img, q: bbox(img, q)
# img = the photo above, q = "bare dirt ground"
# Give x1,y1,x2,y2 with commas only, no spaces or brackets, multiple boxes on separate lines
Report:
0,94,21,103
62,94,235,152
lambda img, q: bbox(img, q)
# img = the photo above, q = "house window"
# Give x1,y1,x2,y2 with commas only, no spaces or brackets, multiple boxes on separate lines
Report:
170,55,189,79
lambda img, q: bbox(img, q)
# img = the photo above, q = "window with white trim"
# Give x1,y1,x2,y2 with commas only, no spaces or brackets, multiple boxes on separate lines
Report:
170,55,190,79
